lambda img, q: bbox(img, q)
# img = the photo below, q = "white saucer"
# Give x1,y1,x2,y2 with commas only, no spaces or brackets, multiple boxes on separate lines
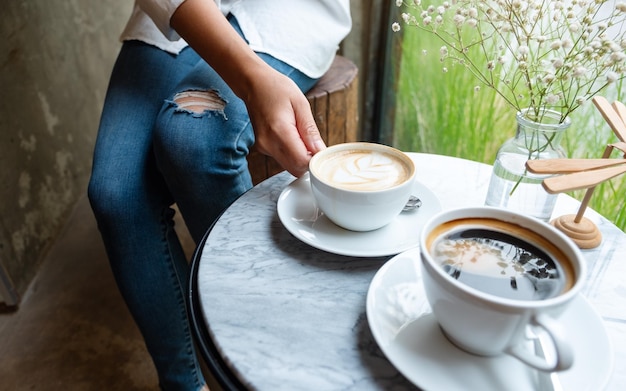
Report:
276,173,442,257
366,248,614,390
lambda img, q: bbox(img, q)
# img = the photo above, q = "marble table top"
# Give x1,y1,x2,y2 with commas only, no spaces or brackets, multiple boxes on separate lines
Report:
195,153,626,390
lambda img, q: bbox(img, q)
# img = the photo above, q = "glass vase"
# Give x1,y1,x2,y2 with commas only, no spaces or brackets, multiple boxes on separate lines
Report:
485,108,570,221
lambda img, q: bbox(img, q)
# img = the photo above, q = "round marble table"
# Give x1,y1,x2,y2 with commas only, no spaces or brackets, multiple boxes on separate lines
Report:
190,153,626,390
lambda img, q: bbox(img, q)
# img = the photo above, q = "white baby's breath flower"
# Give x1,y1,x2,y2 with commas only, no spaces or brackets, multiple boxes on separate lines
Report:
607,71,619,83
398,0,626,119
609,41,622,52
453,14,466,26
546,94,560,104
590,40,602,50
573,66,587,78
396,0,403,7
562,38,574,50
569,23,581,33
611,51,626,63
518,45,530,56
392,22,401,32
552,58,565,69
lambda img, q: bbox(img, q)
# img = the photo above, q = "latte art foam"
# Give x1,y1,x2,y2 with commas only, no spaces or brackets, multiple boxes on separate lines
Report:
316,150,410,191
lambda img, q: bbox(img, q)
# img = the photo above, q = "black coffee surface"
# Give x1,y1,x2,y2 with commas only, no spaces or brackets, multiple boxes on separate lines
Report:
433,228,566,301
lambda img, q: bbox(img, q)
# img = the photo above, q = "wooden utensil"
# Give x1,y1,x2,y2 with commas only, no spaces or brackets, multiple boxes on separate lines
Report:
542,164,626,193
612,100,626,142
593,96,626,142
545,97,626,249
552,214,602,249
612,141,626,154
526,158,626,174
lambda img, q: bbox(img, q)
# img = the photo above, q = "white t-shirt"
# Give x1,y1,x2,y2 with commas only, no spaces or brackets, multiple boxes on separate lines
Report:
121,0,352,78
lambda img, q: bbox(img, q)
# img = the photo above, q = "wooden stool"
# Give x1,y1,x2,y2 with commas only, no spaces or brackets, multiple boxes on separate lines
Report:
247,55,359,184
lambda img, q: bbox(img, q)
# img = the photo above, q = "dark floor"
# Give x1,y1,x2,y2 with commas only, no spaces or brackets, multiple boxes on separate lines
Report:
0,196,201,391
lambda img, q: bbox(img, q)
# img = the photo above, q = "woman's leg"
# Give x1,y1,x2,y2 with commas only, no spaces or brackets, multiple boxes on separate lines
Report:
153,17,318,241
87,41,206,391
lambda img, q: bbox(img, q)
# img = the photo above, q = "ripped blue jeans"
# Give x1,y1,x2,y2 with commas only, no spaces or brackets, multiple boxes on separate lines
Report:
88,17,317,391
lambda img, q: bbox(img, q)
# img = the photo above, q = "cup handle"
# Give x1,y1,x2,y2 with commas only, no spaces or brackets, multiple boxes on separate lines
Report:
505,313,574,372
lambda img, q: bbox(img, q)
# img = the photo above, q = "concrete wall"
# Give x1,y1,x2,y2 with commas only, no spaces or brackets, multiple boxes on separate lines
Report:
0,0,379,306
0,0,132,302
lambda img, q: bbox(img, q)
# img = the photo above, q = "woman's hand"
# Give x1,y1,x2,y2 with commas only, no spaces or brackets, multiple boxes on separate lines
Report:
243,70,326,177
171,0,326,177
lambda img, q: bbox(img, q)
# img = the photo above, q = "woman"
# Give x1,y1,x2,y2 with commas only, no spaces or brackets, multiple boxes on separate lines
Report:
88,0,351,389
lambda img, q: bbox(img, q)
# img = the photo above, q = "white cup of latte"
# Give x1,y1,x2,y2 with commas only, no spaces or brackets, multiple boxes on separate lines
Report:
419,207,586,372
308,142,416,231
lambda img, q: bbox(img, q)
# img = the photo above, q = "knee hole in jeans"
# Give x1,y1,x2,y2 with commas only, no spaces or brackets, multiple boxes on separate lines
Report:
173,90,226,114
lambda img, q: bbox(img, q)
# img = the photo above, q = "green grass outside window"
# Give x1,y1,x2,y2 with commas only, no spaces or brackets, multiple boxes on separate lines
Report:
394,28,626,231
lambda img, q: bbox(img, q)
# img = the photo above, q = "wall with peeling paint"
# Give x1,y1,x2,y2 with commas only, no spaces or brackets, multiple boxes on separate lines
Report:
0,0,133,302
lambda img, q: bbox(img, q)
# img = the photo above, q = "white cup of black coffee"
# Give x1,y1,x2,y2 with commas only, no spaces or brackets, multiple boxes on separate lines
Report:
419,207,586,372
